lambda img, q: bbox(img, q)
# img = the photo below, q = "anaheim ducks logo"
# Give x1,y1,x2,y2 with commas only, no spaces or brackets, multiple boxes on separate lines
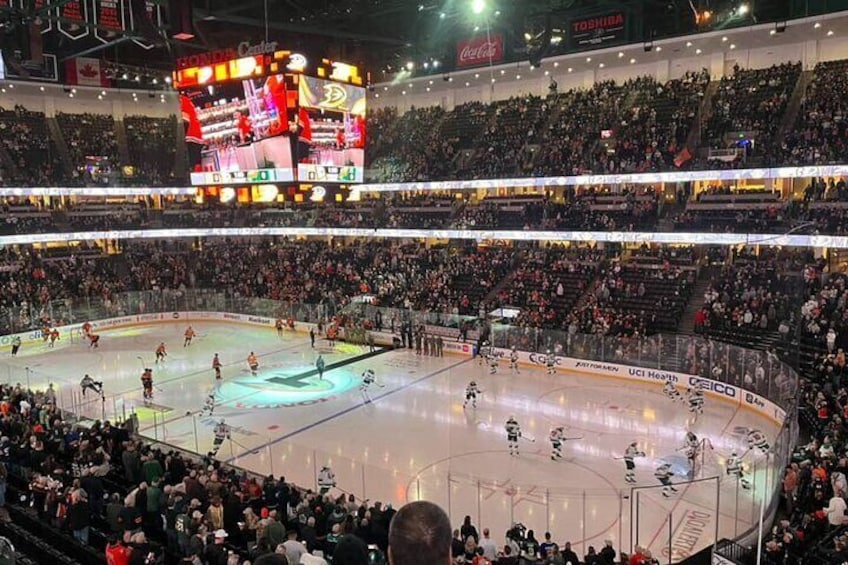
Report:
321,83,348,109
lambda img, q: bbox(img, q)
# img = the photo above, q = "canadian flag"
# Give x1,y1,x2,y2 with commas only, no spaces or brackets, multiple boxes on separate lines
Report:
65,57,109,87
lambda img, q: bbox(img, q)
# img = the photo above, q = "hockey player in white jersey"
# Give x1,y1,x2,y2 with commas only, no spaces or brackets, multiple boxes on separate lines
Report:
687,387,704,415
505,416,522,456
747,429,770,454
682,431,700,474
509,346,520,374
360,369,378,403
726,452,751,489
210,419,230,457
478,341,490,366
487,349,499,375
463,381,482,409
318,466,336,494
663,378,682,402
623,442,646,483
655,463,677,497
545,349,557,375
202,390,216,416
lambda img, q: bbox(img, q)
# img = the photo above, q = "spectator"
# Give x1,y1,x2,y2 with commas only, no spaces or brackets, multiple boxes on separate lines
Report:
388,501,452,565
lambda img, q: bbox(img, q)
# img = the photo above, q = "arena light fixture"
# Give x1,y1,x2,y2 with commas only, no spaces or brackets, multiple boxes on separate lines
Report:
722,36,728,41
471,0,485,15
737,3,749,15
695,49,702,54
553,62,559,67
618,52,624,58
814,22,821,29
630,58,636,64
586,57,591,62
405,61,414,71
598,63,604,68
567,67,572,72
433,60,440,68
686,41,692,47
730,44,736,49
828,30,834,36
655,46,662,52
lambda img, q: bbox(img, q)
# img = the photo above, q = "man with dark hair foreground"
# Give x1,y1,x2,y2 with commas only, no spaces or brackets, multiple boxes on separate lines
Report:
388,501,452,565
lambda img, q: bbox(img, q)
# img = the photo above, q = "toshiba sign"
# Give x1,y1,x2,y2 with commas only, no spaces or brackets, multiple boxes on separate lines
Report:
569,12,627,49
456,35,504,68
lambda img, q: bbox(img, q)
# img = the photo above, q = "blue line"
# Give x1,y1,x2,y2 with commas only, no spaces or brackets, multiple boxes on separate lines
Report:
223,356,471,463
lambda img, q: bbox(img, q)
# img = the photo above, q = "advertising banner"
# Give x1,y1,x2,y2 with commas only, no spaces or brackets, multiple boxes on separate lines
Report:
568,11,626,49
456,34,503,68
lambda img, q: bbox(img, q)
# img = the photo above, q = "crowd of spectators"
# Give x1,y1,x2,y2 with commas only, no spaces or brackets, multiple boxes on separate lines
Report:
56,112,120,171
0,106,64,186
124,115,179,186
703,62,801,165
779,60,848,166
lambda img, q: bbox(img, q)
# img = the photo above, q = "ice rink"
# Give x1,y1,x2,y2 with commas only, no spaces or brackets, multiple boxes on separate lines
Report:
1,321,782,562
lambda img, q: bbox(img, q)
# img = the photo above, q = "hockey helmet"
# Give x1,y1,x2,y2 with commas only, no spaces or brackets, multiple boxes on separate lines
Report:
219,419,225,424
470,381,476,386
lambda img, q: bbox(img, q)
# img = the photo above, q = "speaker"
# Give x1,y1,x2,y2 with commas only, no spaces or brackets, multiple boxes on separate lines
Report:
168,0,194,40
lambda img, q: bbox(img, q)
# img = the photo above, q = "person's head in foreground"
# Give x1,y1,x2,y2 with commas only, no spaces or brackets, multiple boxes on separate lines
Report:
388,501,452,565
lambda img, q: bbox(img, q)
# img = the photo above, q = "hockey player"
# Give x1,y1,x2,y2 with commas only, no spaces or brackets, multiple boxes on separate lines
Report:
623,442,646,483
88,333,100,349
486,348,499,375
275,318,284,337
655,463,677,497
747,429,770,454
210,419,230,457
247,352,259,375
155,342,167,364
316,355,325,380
545,349,557,375
550,427,565,461
183,326,196,347
509,346,520,374
10,335,20,356
505,416,522,456
81,321,92,338
48,328,59,348
360,369,377,402
141,368,153,401
212,354,222,381
463,381,482,409
687,387,704,415
663,378,682,402
477,341,490,366
202,390,216,416
317,466,336,495
80,374,103,397
726,452,751,489
682,431,700,474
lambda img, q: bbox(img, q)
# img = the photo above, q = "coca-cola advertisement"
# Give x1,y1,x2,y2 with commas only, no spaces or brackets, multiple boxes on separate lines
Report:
456,34,503,68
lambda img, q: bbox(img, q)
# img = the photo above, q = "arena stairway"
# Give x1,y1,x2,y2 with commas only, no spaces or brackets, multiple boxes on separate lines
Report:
677,264,718,335
45,117,74,180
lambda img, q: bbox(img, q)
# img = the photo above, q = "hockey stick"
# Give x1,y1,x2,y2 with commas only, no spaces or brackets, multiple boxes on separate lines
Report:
136,356,149,369
563,436,584,441
521,434,536,443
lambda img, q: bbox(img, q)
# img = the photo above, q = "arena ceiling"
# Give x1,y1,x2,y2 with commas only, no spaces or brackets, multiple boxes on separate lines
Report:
0,0,820,80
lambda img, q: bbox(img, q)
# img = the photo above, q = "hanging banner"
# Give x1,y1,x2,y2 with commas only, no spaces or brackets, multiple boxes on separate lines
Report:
92,0,125,42
57,0,90,40
33,0,54,33
129,0,162,50
568,11,626,49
